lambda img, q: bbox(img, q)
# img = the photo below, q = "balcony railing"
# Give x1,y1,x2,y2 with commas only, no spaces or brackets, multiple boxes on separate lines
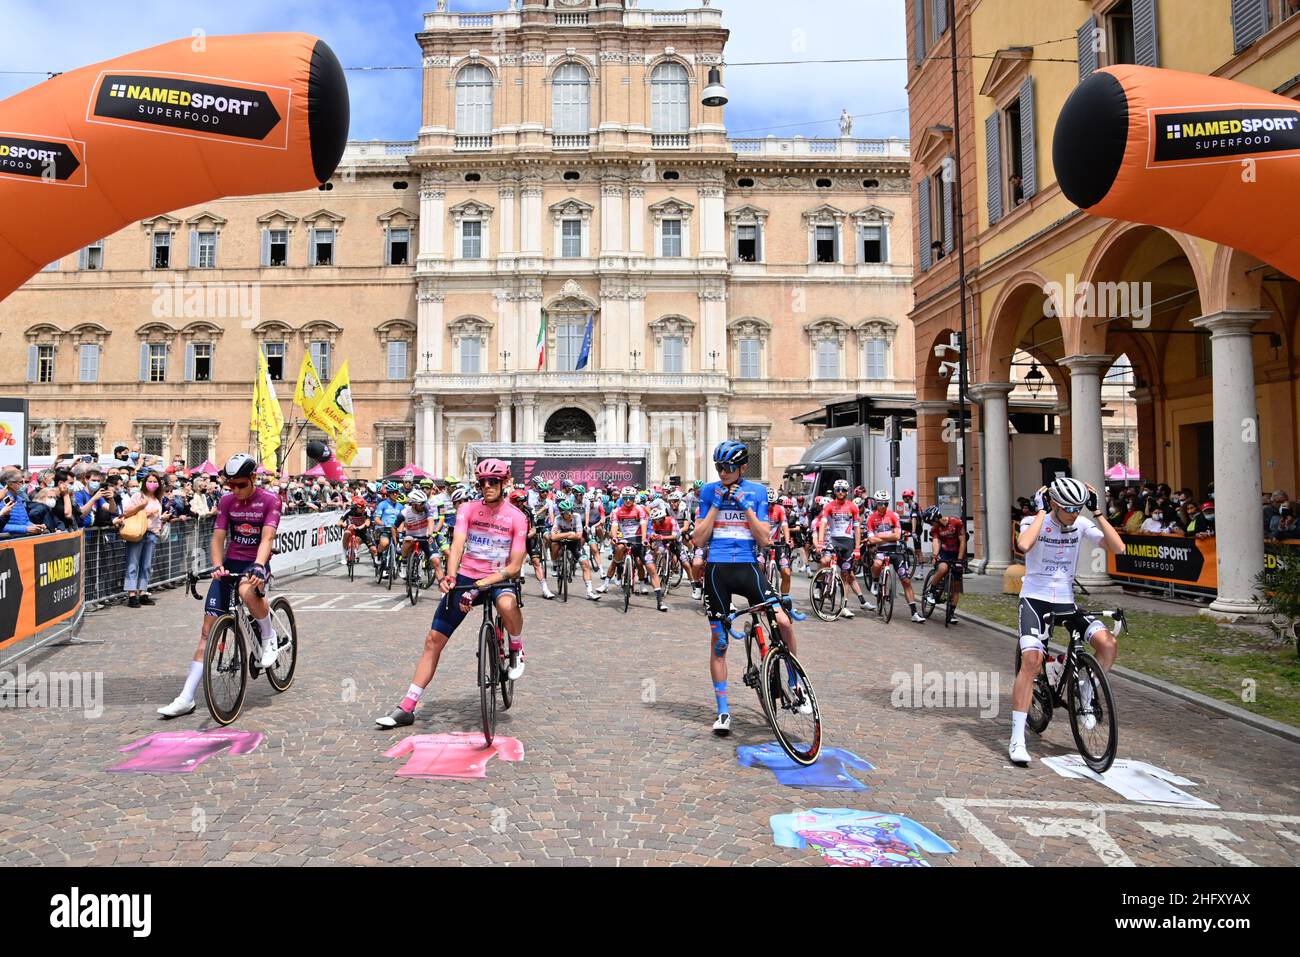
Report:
651,133,690,149
555,12,588,26
415,371,731,394
727,137,911,159
552,133,590,150
454,134,493,152
623,8,723,28
341,140,416,162
458,14,493,28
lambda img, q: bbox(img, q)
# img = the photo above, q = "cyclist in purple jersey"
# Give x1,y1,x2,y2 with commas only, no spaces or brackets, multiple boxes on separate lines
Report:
157,453,283,718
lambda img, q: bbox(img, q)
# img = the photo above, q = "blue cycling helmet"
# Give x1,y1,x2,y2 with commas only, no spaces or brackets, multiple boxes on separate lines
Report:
713,440,749,469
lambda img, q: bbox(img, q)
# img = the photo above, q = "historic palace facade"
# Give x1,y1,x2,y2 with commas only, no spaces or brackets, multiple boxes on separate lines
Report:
2,0,914,483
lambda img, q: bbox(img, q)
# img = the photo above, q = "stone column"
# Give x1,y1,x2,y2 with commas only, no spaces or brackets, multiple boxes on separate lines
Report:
496,396,513,443
603,397,617,444
416,280,444,374
519,186,544,257
1190,310,1269,618
628,395,643,444
520,395,537,444
968,382,1014,572
432,402,445,477
628,187,645,256
417,185,445,266
615,396,628,443
498,187,516,257
1059,355,1116,591
697,186,726,258
601,184,624,256
705,397,720,455
684,411,698,483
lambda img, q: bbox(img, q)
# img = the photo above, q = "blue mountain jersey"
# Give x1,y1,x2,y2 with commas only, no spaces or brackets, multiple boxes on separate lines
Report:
373,500,403,529
737,744,875,791
769,809,955,867
698,479,769,563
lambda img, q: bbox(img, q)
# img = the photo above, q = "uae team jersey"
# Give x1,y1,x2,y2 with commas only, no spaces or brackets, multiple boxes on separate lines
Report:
109,730,264,774
384,733,524,779
1019,513,1104,603
698,479,769,563
738,744,875,790
769,809,955,867
215,489,281,562
399,505,431,538
457,500,528,580
821,500,858,540
613,504,647,541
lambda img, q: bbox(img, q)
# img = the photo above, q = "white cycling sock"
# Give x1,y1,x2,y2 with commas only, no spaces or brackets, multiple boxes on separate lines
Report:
255,613,275,642
181,660,203,702
1010,711,1027,745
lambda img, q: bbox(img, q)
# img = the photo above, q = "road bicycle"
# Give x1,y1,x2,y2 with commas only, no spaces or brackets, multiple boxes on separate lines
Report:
187,570,298,726
1014,607,1125,773
374,530,399,590
553,541,575,603
763,546,782,595
809,558,845,622
658,541,685,590
444,580,522,745
920,559,961,627
722,594,822,765
873,551,899,624
405,538,433,606
344,530,361,582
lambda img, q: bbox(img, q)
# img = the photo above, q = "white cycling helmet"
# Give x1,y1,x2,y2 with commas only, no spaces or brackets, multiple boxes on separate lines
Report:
649,503,668,521
767,487,778,503
406,489,428,506
223,452,257,479
1049,476,1089,509
873,489,889,502
451,485,470,503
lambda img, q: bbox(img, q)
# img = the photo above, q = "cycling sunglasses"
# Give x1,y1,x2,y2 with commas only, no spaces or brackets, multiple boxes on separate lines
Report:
1057,504,1083,514
478,477,503,487
228,480,252,490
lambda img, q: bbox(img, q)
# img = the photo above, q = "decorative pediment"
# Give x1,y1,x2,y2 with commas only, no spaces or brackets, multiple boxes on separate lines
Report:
302,208,346,227
546,278,596,311
68,321,111,346
256,209,300,226
448,315,492,344
549,198,594,220
725,204,769,224
649,314,695,339
852,204,895,224
801,203,847,225
728,316,772,340
181,320,225,341
251,320,294,340
375,318,417,344
184,211,228,228
980,46,1033,102
915,124,954,170
141,213,181,231
300,319,344,341
648,197,695,221
805,317,849,344
24,322,65,344
449,199,494,222
856,317,897,340
377,207,418,225
135,321,179,341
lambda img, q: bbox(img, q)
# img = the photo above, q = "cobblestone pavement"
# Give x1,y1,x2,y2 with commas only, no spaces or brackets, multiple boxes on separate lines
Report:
2,563,1298,867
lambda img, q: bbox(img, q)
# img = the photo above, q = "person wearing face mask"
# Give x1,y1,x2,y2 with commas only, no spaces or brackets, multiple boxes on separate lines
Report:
1139,506,1177,535
75,468,115,528
113,471,166,606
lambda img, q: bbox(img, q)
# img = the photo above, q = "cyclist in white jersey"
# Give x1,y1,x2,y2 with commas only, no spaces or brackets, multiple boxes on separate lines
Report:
1009,476,1124,767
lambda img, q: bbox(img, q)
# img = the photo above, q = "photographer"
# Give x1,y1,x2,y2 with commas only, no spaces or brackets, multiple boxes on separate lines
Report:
2,467,43,537
75,467,121,528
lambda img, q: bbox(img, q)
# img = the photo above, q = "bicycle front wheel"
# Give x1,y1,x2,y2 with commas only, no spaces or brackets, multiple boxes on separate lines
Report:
386,548,395,591
881,568,896,623
478,616,498,745
919,568,937,620
1068,652,1118,773
264,597,298,692
622,558,633,613
809,567,842,622
203,615,247,726
558,553,569,603
347,547,355,582
760,645,822,766
667,552,684,589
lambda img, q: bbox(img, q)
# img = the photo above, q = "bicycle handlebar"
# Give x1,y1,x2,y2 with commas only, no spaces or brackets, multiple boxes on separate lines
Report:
724,593,795,640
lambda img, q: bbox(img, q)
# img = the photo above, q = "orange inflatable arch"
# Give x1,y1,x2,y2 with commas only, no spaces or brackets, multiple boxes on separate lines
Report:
0,33,349,302
1054,65,1300,280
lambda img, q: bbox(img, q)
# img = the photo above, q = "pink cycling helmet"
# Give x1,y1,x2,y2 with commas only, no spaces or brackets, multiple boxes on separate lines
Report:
475,458,511,481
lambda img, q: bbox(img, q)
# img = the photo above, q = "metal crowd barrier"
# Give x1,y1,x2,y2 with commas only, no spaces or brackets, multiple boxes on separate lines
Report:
82,515,217,607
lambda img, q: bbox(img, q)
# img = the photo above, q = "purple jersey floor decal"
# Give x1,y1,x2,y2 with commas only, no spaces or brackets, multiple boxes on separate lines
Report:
769,809,956,867
384,732,524,779
738,742,874,790
109,729,264,774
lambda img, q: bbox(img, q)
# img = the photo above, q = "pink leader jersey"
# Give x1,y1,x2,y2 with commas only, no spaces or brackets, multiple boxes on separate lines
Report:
384,733,525,779
215,488,282,562
109,730,264,774
456,499,528,580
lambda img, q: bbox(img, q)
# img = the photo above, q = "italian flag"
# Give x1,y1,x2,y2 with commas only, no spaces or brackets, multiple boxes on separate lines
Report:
536,309,548,371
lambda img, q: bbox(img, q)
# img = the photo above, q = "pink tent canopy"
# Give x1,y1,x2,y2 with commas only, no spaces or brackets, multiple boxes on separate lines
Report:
302,464,326,477
1105,463,1140,481
384,464,432,480
254,464,273,475
188,460,218,476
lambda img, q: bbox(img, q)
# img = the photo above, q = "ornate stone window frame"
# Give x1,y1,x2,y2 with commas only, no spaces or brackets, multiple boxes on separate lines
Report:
649,314,695,373
727,316,771,379
649,197,694,258
856,317,897,379
550,197,594,258
803,203,847,264
852,204,895,264
141,213,182,270
805,317,849,379
726,204,769,263
184,211,227,269
450,199,494,260
543,279,598,372
448,315,492,373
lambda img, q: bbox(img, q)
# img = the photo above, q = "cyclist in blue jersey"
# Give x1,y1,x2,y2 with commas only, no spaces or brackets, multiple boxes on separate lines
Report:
373,482,404,560
693,440,808,736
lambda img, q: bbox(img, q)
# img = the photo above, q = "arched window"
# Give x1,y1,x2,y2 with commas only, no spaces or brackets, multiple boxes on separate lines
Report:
552,63,590,134
544,408,597,443
650,62,689,133
455,64,494,135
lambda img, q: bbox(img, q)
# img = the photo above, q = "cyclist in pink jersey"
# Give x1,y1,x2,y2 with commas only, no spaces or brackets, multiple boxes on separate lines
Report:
376,458,528,729
158,453,282,719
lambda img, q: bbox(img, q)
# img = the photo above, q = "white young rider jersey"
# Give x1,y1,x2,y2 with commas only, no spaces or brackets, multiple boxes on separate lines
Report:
1018,513,1105,604
400,505,431,538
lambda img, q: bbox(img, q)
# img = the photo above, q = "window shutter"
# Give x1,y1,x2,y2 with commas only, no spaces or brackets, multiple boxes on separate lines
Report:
1019,76,1037,199
210,232,218,268
1077,17,1098,81
261,229,271,267
932,0,946,38
986,111,1003,225
185,342,196,382
881,223,890,262
1231,0,1267,54
914,0,926,65
942,156,954,254
161,342,169,380
208,343,216,381
308,227,317,263
139,342,149,381
26,345,37,383
917,182,931,271
188,230,199,267
755,225,763,263
1133,0,1160,67
78,247,87,270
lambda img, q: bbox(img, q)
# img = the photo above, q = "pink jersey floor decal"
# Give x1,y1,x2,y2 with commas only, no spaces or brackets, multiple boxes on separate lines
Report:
108,729,265,775
384,733,524,779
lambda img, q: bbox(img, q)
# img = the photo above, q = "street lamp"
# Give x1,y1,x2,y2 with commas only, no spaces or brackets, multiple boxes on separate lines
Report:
701,66,729,108
630,350,642,370
499,350,511,371
422,350,435,373
708,350,720,371
1024,361,1045,397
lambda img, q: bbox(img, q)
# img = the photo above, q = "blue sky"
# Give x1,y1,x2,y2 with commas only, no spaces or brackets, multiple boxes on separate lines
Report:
0,0,909,141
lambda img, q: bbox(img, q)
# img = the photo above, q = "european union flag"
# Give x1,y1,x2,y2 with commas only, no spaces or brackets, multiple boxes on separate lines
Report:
575,313,594,370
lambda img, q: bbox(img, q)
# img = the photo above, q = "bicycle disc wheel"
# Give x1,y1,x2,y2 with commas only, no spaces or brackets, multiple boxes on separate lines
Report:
203,615,247,726
809,568,838,622
264,597,298,692
919,568,937,620
478,617,498,745
882,568,896,623
1014,646,1053,734
1068,652,1118,773
760,645,822,766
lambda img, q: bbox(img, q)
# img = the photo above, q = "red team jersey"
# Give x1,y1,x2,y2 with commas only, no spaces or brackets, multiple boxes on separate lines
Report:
613,503,647,540
935,517,964,553
821,500,859,540
865,510,903,547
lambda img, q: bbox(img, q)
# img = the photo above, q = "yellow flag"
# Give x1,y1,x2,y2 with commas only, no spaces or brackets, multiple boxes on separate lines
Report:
336,421,358,466
253,348,283,473
294,352,334,434
316,360,355,438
